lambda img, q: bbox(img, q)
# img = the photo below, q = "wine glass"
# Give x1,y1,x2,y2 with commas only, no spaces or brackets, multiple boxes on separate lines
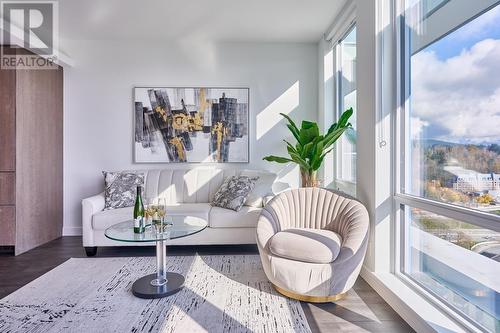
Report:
152,197,165,223
152,197,168,235
143,196,155,228
144,196,158,233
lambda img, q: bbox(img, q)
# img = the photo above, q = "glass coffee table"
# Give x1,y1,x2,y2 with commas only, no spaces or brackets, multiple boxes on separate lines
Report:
104,215,207,299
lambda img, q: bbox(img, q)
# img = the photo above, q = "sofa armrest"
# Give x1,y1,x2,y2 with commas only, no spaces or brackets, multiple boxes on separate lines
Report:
256,208,280,251
82,192,105,246
262,194,275,207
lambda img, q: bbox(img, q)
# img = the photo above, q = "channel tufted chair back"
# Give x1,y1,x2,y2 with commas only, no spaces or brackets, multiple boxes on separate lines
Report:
257,187,369,302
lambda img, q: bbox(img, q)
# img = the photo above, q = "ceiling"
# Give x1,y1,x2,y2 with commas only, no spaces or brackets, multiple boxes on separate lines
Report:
58,0,347,43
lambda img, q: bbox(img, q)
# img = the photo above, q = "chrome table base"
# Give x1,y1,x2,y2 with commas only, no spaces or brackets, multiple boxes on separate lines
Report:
131,238,185,299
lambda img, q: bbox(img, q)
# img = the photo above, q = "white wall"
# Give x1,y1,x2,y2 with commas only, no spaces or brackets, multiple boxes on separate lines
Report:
62,40,318,235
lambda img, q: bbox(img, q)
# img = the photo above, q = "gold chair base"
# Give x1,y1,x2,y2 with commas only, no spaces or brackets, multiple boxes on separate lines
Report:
272,284,346,303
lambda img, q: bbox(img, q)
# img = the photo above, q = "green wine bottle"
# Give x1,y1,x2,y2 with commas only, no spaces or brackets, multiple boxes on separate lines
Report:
134,186,145,234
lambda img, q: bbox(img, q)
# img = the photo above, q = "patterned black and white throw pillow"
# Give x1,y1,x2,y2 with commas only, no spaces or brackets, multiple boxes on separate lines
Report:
212,176,258,212
103,171,145,210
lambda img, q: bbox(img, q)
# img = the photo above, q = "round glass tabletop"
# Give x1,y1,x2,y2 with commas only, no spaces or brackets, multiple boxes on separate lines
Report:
104,215,208,243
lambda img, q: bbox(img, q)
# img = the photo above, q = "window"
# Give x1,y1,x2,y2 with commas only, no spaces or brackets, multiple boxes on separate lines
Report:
336,25,357,185
398,1,500,331
406,2,500,216
403,206,500,331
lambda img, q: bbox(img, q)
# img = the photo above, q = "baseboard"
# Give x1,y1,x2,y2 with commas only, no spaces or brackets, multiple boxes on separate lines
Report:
0,246,15,255
62,226,82,236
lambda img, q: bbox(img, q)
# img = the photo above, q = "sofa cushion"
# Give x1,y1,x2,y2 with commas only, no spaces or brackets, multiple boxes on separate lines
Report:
164,203,211,220
269,228,342,264
240,170,276,207
209,206,262,228
92,203,211,230
211,176,258,211
103,171,145,210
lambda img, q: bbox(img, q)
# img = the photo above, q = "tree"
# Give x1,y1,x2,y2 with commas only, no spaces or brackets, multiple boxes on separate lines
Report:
476,193,494,205
488,143,500,154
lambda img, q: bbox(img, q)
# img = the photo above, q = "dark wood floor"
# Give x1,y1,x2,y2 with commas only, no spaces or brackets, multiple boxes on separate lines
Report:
0,237,414,332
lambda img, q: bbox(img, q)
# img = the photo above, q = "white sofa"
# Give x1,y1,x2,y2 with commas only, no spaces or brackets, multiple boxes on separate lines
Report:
82,168,276,256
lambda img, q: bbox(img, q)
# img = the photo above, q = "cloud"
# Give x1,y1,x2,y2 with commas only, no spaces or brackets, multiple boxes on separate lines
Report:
410,117,428,140
411,38,500,144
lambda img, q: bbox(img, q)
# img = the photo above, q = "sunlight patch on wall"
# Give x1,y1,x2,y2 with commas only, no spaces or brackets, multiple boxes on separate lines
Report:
323,149,335,188
256,81,299,140
275,164,300,189
324,49,334,83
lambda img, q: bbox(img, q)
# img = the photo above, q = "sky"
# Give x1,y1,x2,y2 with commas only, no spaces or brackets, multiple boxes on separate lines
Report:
411,3,500,145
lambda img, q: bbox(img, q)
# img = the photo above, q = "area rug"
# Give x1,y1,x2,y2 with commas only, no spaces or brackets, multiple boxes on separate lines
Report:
0,255,311,333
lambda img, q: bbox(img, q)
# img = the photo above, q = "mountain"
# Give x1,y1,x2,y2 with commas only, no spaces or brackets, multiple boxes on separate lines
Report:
417,139,460,148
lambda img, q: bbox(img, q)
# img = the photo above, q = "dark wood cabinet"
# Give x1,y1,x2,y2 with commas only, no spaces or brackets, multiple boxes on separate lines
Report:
0,173,15,205
0,47,63,254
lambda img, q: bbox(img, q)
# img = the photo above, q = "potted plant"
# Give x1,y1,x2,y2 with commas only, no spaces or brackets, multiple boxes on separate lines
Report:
263,108,353,187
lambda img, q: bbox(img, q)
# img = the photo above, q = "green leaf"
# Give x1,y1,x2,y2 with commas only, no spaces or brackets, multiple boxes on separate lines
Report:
326,108,353,136
327,122,338,134
301,120,316,129
311,155,325,170
314,140,324,158
301,141,314,159
306,137,323,160
295,142,303,152
299,122,319,145
262,156,293,163
320,147,334,159
280,113,299,131
338,108,353,128
281,113,301,143
286,124,301,143
284,140,297,153
322,127,347,149
288,152,311,170
309,140,324,170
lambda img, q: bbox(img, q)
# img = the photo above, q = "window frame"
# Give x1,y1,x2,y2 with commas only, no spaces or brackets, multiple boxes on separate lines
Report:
395,0,500,233
393,0,500,331
334,22,358,189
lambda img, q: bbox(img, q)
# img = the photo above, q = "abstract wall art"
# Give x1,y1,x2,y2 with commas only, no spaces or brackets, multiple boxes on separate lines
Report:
134,87,249,163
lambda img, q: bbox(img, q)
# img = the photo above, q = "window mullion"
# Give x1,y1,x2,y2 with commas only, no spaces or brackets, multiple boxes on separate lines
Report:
396,193,500,232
